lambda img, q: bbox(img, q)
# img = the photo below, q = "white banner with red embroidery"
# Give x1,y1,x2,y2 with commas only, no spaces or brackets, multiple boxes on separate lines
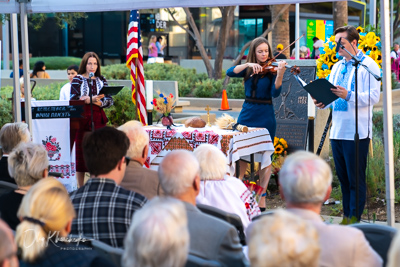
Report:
31,100,77,192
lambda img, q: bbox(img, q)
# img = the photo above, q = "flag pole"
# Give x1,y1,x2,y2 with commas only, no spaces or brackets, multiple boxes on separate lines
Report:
135,56,139,121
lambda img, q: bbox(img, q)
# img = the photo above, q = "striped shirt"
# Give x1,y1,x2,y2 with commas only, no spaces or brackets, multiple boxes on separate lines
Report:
70,178,147,248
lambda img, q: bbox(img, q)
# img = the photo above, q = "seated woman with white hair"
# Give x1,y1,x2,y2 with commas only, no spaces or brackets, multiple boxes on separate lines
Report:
248,209,320,267
0,143,48,230
123,196,189,267
193,144,260,231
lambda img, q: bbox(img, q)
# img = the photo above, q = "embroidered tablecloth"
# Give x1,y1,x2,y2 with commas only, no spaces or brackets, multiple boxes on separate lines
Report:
144,125,274,175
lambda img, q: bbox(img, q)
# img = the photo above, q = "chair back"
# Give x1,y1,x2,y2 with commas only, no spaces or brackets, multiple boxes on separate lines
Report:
0,181,18,198
185,254,221,267
197,204,246,246
350,223,397,266
91,239,124,267
251,209,276,222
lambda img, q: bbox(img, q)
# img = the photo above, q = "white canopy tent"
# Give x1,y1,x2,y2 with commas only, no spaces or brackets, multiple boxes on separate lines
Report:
1,0,395,225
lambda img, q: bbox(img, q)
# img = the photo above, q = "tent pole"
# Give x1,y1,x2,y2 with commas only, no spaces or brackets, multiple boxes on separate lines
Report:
2,20,10,70
295,3,300,60
20,1,33,131
381,0,395,226
10,13,21,122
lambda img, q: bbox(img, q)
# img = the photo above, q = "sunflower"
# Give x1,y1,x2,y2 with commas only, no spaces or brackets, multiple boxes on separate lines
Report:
329,35,336,42
323,55,330,64
372,46,378,51
328,62,334,69
362,46,369,53
331,55,338,63
356,26,364,33
275,144,284,154
274,136,279,146
375,36,380,42
366,32,376,40
280,138,288,149
366,38,377,48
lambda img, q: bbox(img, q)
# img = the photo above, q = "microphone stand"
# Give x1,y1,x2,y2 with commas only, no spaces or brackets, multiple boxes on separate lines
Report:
89,74,95,133
337,43,381,220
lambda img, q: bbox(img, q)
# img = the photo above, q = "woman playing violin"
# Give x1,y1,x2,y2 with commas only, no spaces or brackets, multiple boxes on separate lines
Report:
226,37,287,210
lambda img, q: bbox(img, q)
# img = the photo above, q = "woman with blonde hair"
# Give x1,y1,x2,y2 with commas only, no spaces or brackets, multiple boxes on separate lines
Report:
148,35,158,60
0,143,48,230
16,177,113,266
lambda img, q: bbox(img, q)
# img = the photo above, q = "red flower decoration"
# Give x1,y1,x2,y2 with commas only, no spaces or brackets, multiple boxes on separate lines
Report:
245,203,250,209
153,98,157,106
169,93,173,98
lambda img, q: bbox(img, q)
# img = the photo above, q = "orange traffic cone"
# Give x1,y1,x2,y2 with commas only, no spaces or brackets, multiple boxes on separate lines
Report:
219,89,232,111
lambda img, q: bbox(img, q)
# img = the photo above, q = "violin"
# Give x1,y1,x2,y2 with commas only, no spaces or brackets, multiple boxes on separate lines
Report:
259,60,301,76
251,33,305,77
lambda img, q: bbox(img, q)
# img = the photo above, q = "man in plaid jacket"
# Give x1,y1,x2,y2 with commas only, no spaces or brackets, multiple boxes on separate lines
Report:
70,127,147,248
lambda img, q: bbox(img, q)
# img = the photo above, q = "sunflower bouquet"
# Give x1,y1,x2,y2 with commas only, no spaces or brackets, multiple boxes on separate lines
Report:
271,136,288,184
316,25,382,79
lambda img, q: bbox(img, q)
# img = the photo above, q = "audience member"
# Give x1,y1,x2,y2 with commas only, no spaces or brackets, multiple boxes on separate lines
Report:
156,36,166,57
193,144,260,231
279,151,382,267
0,122,30,184
148,35,158,59
248,209,320,267
123,197,189,267
19,77,36,101
59,65,79,101
312,37,324,58
9,59,23,78
16,177,114,267
387,231,400,267
118,120,163,199
30,61,50,79
158,150,248,267
0,143,48,230
0,219,18,267
70,126,147,248
273,44,287,59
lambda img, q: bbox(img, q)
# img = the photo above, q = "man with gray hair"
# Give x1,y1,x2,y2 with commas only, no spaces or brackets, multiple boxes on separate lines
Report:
158,150,248,267
279,151,382,267
118,121,163,199
0,122,30,184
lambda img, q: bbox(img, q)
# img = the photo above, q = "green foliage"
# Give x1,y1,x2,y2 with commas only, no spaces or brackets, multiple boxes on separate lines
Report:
28,57,82,70
193,79,223,98
32,82,66,100
29,13,87,31
226,78,245,99
104,87,137,127
0,86,14,128
102,64,130,80
329,203,343,217
330,185,342,200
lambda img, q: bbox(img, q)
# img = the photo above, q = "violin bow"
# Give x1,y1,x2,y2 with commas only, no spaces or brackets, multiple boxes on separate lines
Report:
272,33,305,60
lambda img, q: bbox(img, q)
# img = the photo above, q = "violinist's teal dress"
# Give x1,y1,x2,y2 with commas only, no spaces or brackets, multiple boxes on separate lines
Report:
226,67,281,140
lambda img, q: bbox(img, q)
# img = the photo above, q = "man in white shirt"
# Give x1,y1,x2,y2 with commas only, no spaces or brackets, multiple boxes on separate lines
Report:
59,65,78,100
313,26,380,221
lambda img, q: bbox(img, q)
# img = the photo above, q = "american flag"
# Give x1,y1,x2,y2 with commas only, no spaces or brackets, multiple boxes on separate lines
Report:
126,10,147,125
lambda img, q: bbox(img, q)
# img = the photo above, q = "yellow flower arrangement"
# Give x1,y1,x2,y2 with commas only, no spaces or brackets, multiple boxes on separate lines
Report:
316,25,382,79
273,137,288,159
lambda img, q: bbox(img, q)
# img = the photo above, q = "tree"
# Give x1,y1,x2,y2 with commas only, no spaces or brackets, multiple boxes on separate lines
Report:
333,1,348,29
29,13,87,30
168,7,236,80
222,4,290,87
271,5,290,59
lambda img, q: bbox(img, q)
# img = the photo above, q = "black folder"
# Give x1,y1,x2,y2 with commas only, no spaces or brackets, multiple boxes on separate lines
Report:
296,76,339,106
99,86,124,96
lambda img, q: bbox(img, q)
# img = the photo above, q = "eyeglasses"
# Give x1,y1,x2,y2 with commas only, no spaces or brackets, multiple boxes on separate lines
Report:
124,157,131,166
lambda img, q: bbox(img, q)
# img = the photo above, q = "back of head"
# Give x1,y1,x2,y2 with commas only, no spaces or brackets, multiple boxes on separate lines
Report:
32,61,45,77
248,209,320,267
0,219,17,267
83,126,130,177
67,64,79,72
193,144,226,180
123,197,189,267
8,142,48,187
16,178,76,263
279,151,332,204
158,150,199,196
118,121,149,159
0,122,30,154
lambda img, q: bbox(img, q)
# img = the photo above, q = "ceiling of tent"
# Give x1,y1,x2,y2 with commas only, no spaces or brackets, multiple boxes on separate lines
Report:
2,0,340,13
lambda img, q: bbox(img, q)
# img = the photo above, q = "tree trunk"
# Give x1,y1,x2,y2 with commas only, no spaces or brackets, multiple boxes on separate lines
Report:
214,6,236,80
271,5,290,59
183,7,214,79
333,1,348,29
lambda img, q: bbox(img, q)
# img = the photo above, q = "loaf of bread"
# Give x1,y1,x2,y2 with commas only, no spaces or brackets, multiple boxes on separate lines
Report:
185,117,206,128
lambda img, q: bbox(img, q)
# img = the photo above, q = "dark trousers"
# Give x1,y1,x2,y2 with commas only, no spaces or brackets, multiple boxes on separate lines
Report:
330,138,370,220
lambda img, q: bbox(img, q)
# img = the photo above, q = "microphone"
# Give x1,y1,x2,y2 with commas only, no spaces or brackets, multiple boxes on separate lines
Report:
89,72,94,78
